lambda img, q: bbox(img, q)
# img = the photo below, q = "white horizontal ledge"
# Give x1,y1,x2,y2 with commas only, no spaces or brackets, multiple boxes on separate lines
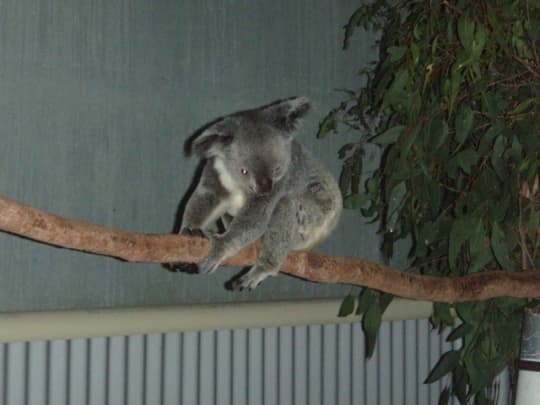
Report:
0,298,433,343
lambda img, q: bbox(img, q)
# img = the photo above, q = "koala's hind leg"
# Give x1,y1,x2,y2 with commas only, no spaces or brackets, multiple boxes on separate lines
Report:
230,198,300,290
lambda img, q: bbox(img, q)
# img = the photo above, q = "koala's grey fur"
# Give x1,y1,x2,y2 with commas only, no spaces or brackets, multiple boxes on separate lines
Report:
180,97,342,290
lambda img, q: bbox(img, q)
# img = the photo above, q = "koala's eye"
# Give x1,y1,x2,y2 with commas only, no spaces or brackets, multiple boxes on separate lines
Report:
241,168,249,176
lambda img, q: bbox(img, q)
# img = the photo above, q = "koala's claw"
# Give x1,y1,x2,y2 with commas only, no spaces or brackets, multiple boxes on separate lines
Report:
230,269,270,291
198,257,221,275
180,228,206,238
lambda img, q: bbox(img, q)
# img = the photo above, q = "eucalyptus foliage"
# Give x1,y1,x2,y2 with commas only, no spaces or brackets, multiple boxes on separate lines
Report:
326,1,539,403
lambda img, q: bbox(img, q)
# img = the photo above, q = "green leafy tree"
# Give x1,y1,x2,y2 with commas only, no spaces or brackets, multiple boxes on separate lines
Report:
324,1,540,403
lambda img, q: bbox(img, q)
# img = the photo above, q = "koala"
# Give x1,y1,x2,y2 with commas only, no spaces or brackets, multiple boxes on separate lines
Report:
179,97,342,290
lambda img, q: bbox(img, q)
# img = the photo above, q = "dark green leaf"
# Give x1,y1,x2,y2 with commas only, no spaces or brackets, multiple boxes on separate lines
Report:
356,288,375,316
338,294,357,317
491,135,508,179
340,164,352,194
511,98,535,114
425,350,461,383
510,136,522,164
431,303,455,331
318,113,337,138
454,365,468,403
386,182,407,232
343,8,363,49
379,293,393,313
451,149,479,175
363,303,382,358
448,217,471,268
465,350,493,396
491,222,515,270
456,301,487,326
383,69,409,110
458,15,475,52
446,323,474,341
468,217,485,256
449,65,462,114
343,193,370,209
426,114,450,151
481,92,499,119
410,42,420,65
388,46,406,62
519,117,540,151
468,248,494,273
489,194,511,223
438,387,451,405
454,105,475,143
372,125,405,145
472,22,487,58
478,121,503,155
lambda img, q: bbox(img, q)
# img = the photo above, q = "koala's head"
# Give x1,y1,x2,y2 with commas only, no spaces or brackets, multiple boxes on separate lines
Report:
190,97,311,196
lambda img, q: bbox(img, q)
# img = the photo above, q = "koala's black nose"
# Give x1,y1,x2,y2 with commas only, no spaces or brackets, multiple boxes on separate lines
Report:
258,178,273,195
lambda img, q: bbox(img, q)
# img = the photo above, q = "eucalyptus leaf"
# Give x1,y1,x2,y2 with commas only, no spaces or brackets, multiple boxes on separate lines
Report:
430,116,449,150
372,125,405,145
383,69,409,110
386,182,407,232
343,193,370,209
449,65,462,114
438,388,451,405
454,105,475,143
425,350,461,383
491,135,508,179
448,217,471,269
472,22,487,58
510,136,522,163
340,163,352,194
456,301,486,326
388,46,406,62
478,121,503,155
363,303,382,358
338,294,357,317
468,248,494,273
451,149,479,175
356,288,374,316
431,302,455,331
491,222,515,270
447,323,474,342
318,113,337,138
458,15,475,52
468,217,485,256
343,7,364,49
379,292,393,313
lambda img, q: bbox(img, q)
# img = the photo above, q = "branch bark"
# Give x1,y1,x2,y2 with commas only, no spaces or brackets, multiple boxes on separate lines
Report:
1,194,539,303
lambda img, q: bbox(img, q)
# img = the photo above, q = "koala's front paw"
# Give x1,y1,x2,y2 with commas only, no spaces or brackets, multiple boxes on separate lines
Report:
179,228,206,238
163,262,198,274
230,267,273,291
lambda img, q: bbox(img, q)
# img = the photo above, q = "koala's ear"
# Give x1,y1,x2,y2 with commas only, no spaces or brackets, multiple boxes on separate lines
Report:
263,96,311,133
190,118,238,158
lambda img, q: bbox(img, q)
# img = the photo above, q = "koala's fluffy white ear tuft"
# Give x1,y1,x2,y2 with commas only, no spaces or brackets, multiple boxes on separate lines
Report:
264,96,311,133
190,118,237,158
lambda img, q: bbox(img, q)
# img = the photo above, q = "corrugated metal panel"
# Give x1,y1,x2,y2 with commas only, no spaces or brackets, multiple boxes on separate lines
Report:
0,320,510,405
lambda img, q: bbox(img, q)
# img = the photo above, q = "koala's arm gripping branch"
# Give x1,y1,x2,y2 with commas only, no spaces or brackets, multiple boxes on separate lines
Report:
1,193,540,303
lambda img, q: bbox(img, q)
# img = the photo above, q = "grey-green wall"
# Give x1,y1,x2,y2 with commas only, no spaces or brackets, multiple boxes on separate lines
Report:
0,0,381,312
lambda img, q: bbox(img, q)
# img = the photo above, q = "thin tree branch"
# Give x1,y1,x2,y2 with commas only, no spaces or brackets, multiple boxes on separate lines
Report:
0,194,539,303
